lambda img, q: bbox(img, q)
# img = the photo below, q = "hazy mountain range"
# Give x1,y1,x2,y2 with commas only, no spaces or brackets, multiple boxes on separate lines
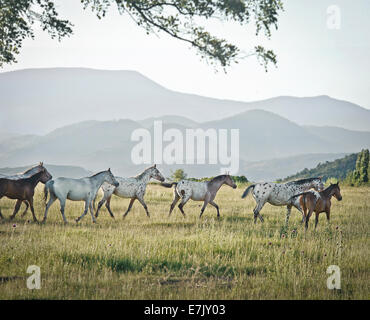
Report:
0,112,368,180
1,68,370,134
0,68,369,181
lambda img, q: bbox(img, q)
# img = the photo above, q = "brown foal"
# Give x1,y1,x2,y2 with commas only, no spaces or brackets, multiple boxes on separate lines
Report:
297,183,342,230
0,168,52,222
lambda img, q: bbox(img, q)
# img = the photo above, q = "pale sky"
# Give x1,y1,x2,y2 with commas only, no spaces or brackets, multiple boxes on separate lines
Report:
2,0,370,109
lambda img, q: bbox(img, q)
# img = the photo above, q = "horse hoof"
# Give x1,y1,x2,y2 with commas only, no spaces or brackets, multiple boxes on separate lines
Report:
75,219,79,223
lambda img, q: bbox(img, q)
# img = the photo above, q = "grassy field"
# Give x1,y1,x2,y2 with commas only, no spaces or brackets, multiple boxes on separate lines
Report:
0,184,369,299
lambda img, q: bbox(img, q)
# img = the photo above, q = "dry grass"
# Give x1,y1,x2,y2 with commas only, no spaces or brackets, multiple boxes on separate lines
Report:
0,184,369,299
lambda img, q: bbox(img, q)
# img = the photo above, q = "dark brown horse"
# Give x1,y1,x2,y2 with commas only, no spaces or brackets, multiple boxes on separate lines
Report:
0,162,46,217
0,168,52,222
292,183,342,230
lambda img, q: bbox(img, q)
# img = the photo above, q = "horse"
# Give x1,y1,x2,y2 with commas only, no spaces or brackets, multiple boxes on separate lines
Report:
43,169,119,224
95,164,165,219
241,177,324,224
0,167,52,222
0,162,46,217
290,183,342,230
161,174,237,218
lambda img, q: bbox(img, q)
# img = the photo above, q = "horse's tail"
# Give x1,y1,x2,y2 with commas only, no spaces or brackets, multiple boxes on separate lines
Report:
44,180,54,202
160,182,178,188
241,184,255,199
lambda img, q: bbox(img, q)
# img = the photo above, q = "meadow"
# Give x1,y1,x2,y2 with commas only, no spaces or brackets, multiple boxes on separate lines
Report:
0,184,369,300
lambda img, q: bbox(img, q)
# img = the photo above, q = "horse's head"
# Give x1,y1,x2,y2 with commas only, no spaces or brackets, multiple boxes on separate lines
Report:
311,177,324,192
224,174,237,189
148,164,165,182
331,182,342,201
105,168,119,187
39,166,52,184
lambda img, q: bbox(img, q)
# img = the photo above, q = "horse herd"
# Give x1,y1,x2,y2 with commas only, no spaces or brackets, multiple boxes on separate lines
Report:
0,162,343,229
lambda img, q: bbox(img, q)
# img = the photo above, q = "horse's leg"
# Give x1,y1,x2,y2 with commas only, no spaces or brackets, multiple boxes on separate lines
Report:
42,193,56,223
305,209,313,230
0,196,4,219
89,201,97,223
178,196,190,217
21,201,29,217
95,198,105,218
209,200,220,219
137,197,150,218
199,193,211,218
96,186,114,218
199,201,209,218
75,201,88,223
315,212,319,229
59,199,68,224
253,200,266,224
10,199,22,220
285,205,292,225
92,194,97,211
325,209,330,223
123,198,136,218
28,198,38,223
168,191,180,217
105,196,116,218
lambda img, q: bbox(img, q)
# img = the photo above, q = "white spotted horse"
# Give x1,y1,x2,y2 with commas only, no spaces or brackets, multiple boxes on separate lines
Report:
161,174,237,219
95,165,165,219
241,177,324,224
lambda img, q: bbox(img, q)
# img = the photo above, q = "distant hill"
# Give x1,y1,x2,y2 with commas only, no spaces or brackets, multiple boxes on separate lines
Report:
242,153,348,181
242,95,370,132
0,164,92,179
0,111,368,179
139,115,198,128
1,68,369,134
281,153,358,182
0,131,20,143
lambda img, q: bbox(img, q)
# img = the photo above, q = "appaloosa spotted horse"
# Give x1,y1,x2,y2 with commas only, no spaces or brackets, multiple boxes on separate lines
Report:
95,165,165,219
161,174,237,219
241,177,324,224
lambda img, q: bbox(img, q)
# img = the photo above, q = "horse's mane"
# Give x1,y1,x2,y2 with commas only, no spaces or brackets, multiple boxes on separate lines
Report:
134,166,154,180
16,170,44,181
90,170,108,177
322,183,338,196
22,164,42,175
210,175,228,183
288,177,320,185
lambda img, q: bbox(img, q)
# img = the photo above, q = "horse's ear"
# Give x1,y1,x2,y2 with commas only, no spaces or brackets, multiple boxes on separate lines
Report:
40,161,43,166
108,168,111,172
153,164,156,168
